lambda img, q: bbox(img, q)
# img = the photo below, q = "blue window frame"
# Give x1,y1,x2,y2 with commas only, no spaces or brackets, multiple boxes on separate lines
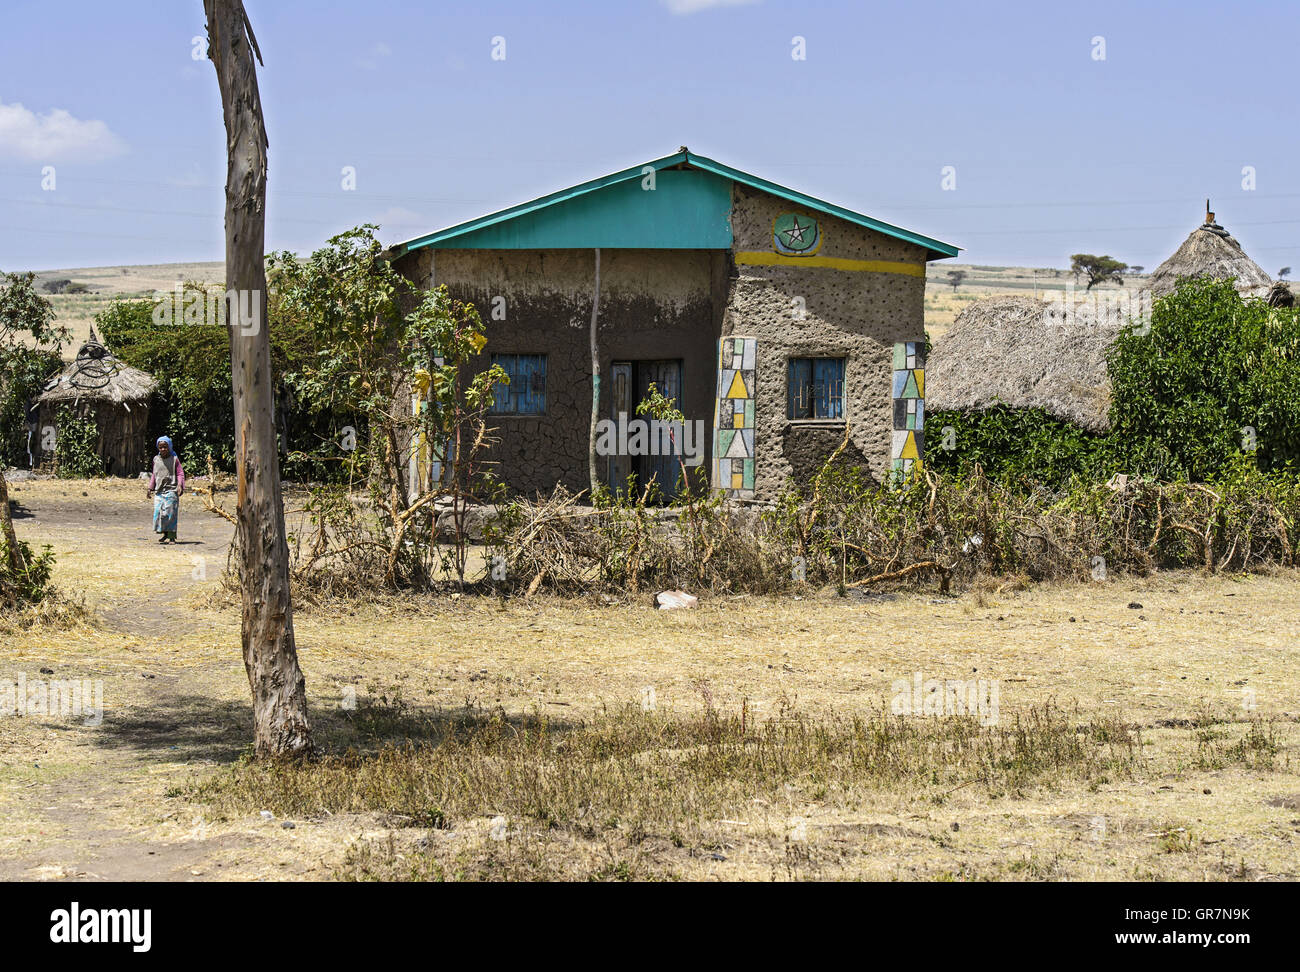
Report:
489,353,547,415
787,357,845,420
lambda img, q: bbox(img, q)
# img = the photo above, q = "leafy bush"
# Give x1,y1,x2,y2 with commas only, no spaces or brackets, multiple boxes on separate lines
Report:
0,537,56,608
54,406,103,478
1107,278,1300,481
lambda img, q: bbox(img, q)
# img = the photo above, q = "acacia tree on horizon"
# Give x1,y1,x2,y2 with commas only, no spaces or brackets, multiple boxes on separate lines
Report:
204,0,311,756
1069,253,1128,291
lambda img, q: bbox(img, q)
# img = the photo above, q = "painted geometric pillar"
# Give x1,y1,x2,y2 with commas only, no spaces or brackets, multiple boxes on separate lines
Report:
890,341,925,477
713,335,756,499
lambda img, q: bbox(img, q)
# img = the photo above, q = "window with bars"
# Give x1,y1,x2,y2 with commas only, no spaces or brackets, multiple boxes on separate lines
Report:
787,357,846,420
489,353,547,414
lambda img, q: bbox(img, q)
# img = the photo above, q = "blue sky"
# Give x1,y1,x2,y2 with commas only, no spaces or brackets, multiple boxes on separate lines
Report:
2,0,1297,274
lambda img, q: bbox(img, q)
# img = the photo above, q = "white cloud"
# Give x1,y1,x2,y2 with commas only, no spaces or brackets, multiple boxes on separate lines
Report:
661,0,760,14
356,41,393,71
0,99,126,162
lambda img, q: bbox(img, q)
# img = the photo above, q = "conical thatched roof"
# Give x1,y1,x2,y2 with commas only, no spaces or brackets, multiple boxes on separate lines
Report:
927,295,1123,432
1148,217,1272,298
36,334,157,406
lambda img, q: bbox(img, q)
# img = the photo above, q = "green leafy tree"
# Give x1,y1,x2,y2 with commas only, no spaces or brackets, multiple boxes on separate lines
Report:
0,271,65,600
269,225,505,588
947,269,967,292
98,284,351,479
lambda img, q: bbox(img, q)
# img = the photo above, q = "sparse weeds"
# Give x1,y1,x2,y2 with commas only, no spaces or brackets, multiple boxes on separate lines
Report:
189,698,1147,880
1196,720,1281,771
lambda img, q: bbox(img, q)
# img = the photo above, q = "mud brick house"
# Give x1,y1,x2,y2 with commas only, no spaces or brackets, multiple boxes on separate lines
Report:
388,149,958,501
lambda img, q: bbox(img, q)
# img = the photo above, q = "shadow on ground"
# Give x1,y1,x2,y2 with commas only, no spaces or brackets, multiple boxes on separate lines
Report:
77,689,578,763
81,692,254,764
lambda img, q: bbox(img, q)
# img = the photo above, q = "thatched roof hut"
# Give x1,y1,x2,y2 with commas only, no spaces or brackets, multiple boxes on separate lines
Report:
34,332,158,475
927,295,1122,432
1148,207,1272,299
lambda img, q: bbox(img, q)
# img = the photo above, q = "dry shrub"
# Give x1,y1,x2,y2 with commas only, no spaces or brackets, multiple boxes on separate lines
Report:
494,485,783,596
496,455,1300,597
201,440,1300,600
0,589,93,635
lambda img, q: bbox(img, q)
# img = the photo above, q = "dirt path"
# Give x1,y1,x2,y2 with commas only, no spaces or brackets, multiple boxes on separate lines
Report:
9,476,235,634
0,477,282,880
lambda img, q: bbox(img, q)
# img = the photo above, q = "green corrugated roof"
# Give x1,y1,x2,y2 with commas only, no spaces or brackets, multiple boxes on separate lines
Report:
389,150,960,261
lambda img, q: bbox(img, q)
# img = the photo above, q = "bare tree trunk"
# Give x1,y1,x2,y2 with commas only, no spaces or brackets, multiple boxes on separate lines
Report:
587,247,601,494
205,0,311,756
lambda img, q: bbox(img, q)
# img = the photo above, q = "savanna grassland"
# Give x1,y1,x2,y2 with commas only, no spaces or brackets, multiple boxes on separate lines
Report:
23,260,1150,351
0,477,1296,882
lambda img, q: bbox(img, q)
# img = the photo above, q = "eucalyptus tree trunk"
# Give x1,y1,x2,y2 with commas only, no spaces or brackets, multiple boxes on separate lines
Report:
204,0,311,756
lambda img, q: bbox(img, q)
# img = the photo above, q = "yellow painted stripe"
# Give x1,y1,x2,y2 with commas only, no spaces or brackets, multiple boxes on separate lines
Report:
734,250,925,278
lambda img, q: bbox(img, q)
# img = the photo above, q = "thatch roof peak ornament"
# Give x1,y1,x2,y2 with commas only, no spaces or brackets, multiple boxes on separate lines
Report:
1201,199,1231,239
1147,203,1273,298
36,334,158,406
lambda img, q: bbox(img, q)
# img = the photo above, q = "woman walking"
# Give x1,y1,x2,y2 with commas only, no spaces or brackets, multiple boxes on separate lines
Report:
146,436,185,543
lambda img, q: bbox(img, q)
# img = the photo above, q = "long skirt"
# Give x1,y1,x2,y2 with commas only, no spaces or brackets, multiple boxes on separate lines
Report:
153,490,180,535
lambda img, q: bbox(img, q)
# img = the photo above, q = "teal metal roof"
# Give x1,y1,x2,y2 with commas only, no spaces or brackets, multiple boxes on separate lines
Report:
390,150,960,261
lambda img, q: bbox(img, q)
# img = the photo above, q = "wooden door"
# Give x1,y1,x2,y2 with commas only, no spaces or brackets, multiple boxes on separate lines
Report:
607,361,633,493
635,359,684,499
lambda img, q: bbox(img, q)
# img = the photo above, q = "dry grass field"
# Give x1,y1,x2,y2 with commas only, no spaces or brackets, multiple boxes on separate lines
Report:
26,262,225,352
1,477,1296,881
923,265,1151,342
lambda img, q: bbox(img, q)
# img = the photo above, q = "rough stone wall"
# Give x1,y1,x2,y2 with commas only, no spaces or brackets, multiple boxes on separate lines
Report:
398,247,721,497
722,185,929,494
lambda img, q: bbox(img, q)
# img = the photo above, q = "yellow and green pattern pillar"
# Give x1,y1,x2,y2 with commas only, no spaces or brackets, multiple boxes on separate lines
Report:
713,335,756,499
891,341,924,478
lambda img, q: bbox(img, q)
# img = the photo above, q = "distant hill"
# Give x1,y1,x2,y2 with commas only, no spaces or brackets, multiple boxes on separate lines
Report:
922,264,1150,342
25,260,1150,354
29,262,225,353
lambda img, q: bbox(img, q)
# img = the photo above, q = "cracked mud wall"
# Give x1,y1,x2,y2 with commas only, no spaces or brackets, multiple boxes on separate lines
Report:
400,247,721,497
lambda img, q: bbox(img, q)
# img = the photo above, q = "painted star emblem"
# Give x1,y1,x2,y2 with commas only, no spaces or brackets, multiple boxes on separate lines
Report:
782,217,807,245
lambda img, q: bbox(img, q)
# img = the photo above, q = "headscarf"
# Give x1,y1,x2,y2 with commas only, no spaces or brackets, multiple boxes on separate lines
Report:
156,435,178,460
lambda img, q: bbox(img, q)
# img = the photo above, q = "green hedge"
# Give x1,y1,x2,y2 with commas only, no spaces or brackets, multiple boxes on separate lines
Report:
925,405,1110,485
53,406,103,478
